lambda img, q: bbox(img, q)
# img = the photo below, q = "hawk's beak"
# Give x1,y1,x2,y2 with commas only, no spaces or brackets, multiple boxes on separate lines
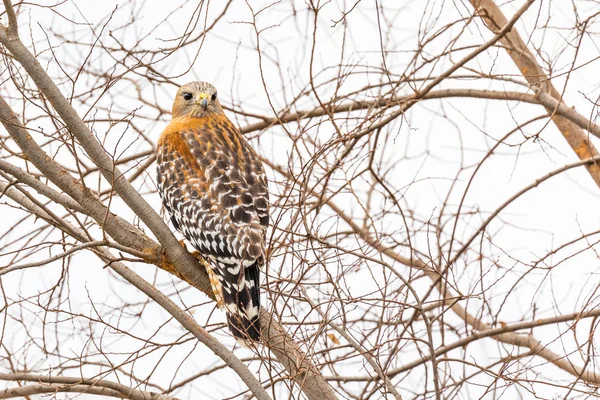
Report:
196,93,209,111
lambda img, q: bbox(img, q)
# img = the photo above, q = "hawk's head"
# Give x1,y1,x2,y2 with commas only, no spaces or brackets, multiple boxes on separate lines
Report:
172,81,224,118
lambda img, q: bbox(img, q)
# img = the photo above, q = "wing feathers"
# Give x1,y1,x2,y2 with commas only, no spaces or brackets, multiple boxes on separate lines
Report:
157,113,268,341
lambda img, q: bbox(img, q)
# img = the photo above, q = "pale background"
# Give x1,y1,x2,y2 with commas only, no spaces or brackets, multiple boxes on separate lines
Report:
2,1,600,399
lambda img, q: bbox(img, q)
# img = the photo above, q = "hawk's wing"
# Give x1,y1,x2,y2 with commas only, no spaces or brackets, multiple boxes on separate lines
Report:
156,114,268,340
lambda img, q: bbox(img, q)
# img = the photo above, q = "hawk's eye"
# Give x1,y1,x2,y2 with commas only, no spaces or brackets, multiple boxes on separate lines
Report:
211,92,217,101
182,92,193,101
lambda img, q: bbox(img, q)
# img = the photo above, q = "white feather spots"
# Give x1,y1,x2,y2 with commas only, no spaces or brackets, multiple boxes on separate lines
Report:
245,304,259,319
157,113,269,339
227,264,241,275
225,302,238,316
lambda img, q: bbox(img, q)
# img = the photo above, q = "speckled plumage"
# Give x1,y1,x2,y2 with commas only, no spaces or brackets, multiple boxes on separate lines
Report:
157,82,268,341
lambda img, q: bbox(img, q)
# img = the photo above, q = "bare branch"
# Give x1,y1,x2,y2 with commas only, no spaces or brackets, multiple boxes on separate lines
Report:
1,0,18,38
467,0,600,186
0,373,178,400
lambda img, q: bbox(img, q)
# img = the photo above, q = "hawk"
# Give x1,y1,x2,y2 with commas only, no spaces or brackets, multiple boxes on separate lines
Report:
156,81,269,341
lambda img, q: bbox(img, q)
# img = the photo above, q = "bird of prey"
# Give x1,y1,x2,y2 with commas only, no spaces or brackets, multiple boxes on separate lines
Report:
156,81,269,341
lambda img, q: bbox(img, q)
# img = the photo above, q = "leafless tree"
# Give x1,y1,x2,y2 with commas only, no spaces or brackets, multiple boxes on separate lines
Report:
2,0,600,399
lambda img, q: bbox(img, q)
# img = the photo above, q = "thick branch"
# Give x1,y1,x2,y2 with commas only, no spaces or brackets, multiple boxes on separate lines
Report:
534,88,600,139
0,384,143,399
0,159,85,213
0,179,272,400
1,0,17,38
0,95,159,258
0,21,337,400
467,0,600,187
0,373,177,400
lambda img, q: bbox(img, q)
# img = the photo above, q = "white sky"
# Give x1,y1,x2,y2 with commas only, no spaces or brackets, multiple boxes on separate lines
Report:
3,0,600,399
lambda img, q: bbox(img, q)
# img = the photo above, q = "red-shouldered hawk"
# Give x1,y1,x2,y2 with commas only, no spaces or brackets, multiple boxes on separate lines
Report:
156,81,269,341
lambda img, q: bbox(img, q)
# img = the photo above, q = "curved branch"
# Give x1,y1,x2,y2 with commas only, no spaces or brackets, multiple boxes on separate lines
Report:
466,0,600,187
0,384,144,399
0,17,337,400
266,154,600,386
0,173,272,400
0,373,177,400
239,87,600,143
0,159,85,212
388,307,600,377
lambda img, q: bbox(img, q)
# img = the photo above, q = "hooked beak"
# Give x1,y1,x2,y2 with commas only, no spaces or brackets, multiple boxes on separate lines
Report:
196,93,209,111
199,98,208,111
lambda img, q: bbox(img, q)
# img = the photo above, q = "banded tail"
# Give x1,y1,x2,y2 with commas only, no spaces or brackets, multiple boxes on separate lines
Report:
209,259,261,341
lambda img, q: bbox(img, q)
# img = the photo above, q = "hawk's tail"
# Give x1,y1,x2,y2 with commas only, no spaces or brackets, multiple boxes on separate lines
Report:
214,260,261,341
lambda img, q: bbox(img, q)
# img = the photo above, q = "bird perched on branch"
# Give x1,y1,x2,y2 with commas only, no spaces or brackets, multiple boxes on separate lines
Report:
156,81,269,341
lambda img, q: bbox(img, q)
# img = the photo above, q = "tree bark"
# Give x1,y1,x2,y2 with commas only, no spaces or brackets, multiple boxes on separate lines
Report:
0,10,337,400
467,0,600,187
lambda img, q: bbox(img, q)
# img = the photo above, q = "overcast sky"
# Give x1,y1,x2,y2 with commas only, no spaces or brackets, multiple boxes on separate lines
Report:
3,1,600,399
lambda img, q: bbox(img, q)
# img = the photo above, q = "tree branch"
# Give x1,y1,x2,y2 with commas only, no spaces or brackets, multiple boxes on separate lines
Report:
0,19,338,400
1,0,18,38
0,159,85,213
466,0,600,187
0,174,272,400
0,95,160,259
264,153,600,386
0,373,178,400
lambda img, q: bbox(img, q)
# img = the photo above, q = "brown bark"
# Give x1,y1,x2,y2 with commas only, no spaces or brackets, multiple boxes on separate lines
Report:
0,10,337,400
468,0,600,187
